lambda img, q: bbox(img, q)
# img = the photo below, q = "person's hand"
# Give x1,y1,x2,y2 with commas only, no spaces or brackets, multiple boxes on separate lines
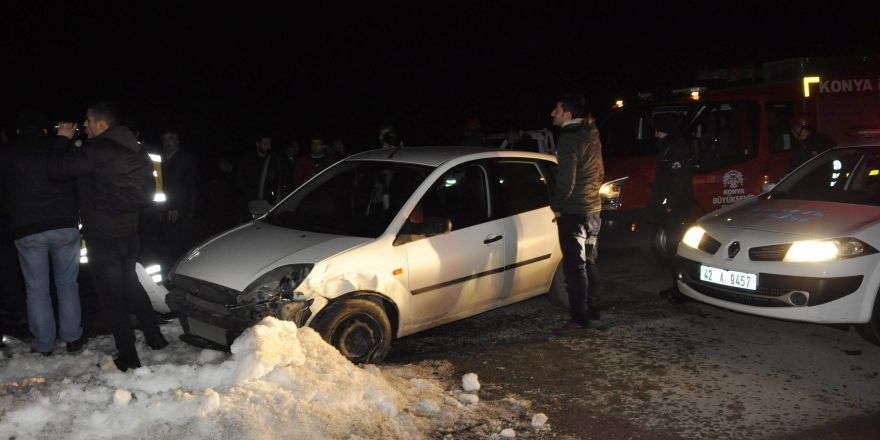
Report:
553,210,562,219
168,210,180,223
56,122,78,139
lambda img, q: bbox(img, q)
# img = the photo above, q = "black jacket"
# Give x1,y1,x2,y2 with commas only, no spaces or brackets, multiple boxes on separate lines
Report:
49,126,155,240
0,130,79,239
551,121,604,214
650,134,694,221
162,148,200,217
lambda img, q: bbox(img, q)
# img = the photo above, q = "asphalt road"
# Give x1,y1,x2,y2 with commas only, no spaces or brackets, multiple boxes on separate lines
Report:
386,251,880,440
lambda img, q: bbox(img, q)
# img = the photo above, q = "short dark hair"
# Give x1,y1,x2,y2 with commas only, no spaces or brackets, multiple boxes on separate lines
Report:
88,102,120,127
558,94,586,119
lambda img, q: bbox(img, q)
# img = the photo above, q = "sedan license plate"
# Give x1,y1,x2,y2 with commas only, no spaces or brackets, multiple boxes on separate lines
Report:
699,265,757,291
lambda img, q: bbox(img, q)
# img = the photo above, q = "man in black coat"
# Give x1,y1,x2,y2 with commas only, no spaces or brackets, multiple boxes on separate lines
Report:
650,113,694,303
0,110,84,355
789,115,835,171
550,94,605,332
159,128,199,262
50,102,167,371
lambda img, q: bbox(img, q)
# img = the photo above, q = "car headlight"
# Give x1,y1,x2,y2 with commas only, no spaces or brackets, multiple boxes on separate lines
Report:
236,264,314,305
783,238,876,262
681,226,706,249
599,177,627,210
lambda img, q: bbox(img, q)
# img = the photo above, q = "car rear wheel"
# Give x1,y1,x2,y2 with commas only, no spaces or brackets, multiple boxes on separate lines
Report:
312,298,392,364
856,293,880,346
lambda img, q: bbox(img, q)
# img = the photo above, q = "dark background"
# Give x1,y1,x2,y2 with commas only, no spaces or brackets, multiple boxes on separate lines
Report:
2,2,878,158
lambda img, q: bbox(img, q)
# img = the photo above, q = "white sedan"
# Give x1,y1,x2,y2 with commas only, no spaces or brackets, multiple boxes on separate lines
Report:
167,147,563,363
676,144,880,344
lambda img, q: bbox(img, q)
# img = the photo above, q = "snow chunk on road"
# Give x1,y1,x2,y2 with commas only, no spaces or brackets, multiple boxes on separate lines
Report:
531,413,548,427
501,427,516,438
462,373,480,392
113,389,132,406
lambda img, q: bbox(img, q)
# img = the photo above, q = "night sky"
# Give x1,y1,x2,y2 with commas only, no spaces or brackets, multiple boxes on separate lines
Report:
2,2,878,160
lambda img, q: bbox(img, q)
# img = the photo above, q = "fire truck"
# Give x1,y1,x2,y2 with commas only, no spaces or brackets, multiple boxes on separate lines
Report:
598,56,880,261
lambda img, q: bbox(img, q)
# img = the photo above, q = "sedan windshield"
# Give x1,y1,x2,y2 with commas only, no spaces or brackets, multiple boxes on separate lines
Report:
770,146,880,206
262,160,432,237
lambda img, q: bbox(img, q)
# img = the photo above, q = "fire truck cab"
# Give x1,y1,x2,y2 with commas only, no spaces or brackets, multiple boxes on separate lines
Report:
599,56,880,261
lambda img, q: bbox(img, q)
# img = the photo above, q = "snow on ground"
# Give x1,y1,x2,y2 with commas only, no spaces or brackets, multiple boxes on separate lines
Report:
0,317,550,440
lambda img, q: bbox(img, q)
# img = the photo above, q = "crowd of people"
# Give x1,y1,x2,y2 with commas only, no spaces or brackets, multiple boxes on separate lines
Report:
0,97,835,368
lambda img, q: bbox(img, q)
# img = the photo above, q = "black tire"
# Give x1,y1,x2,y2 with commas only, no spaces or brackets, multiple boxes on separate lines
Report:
640,223,672,267
312,298,392,364
856,294,880,346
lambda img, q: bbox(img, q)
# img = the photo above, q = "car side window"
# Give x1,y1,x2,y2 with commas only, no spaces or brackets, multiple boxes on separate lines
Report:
494,160,550,216
396,164,490,245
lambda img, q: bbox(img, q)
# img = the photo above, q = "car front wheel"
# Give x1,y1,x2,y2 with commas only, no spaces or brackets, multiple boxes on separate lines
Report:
312,298,392,364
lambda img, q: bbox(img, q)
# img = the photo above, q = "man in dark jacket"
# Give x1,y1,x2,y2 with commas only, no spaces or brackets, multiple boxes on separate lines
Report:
789,115,835,171
235,133,279,222
159,129,199,262
650,113,694,303
0,110,84,355
550,94,605,332
51,102,167,371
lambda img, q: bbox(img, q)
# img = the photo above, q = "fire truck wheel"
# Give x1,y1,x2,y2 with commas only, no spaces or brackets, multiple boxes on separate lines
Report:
856,292,880,346
641,223,673,267
312,298,392,364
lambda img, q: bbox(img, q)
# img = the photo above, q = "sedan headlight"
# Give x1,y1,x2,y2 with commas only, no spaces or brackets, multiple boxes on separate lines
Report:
599,177,627,210
236,264,314,305
783,238,876,262
682,226,706,249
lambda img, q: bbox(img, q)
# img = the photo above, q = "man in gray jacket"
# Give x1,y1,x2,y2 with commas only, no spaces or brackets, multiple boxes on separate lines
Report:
550,94,604,332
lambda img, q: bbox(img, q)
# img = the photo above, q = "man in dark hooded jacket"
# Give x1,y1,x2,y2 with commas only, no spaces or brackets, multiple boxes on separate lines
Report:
650,113,694,303
50,102,167,371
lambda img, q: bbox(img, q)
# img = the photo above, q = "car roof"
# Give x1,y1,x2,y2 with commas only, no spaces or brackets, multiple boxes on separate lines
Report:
344,146,556,167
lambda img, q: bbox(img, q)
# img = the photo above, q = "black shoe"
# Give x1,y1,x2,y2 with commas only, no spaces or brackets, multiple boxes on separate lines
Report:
66,336,88,353
113,357,142,372
145,333,168,350
30,348,53,357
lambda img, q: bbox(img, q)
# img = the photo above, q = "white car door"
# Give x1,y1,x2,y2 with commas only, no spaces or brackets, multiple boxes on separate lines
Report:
494,159,559,299
402,162,506,328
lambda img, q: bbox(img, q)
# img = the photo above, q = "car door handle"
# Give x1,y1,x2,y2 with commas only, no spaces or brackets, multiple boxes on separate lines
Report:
484,234,503,244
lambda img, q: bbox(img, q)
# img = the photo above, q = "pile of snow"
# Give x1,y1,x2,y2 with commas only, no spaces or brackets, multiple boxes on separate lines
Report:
0,317,547,439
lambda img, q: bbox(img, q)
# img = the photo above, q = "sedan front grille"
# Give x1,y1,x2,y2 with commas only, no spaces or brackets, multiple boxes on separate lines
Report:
749,244,791,261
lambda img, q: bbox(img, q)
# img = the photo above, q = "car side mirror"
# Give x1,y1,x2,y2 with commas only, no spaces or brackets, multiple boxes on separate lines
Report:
248,199,273,218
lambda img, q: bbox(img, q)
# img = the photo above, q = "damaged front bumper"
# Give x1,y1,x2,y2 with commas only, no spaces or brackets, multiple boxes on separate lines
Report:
166,275,314,350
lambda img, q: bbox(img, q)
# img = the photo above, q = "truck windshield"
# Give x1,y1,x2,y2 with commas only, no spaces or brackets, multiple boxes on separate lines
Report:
262,161,432,237
770,146,880,206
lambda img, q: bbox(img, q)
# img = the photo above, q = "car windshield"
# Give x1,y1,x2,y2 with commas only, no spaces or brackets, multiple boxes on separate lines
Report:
262,160,432,237
769,146,880,206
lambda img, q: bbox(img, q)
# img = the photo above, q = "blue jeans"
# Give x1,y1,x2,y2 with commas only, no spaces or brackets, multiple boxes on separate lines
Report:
557,212,601,325
14,227,82,352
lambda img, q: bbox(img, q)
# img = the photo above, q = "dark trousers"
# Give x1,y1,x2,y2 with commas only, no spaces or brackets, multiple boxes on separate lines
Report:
557,212,601,325
87,234,160,364
161,215,193,264
662,212,689,286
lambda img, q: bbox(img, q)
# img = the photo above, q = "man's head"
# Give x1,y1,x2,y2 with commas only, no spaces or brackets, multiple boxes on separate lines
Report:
309,135,328,157
161,129,180,153
790,114,812,141
551,94,586,127
255,134,272,155
653,113,677,138
286,140,299,158
85,102,119,139
378,124,400,147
